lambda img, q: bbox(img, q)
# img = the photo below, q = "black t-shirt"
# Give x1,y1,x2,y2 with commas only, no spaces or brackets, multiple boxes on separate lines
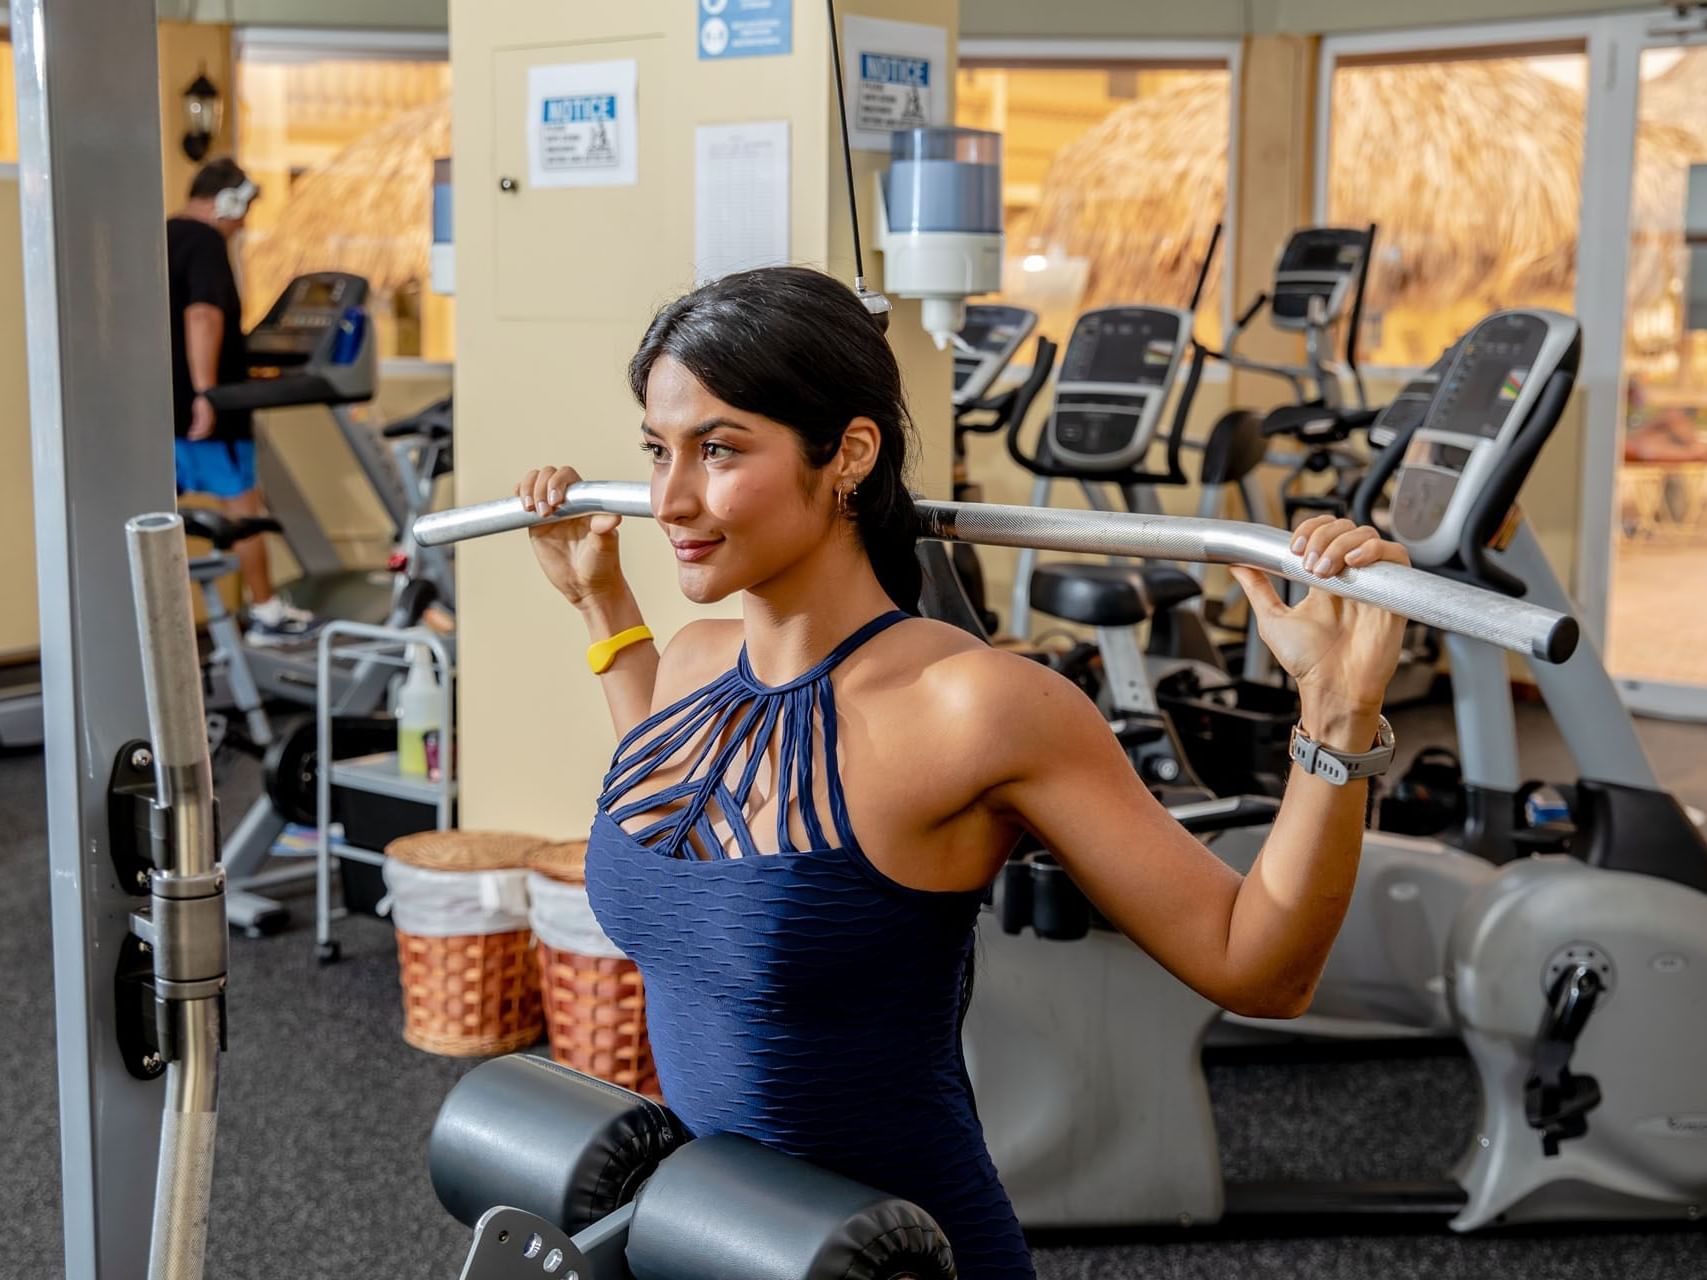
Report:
166,217,252,441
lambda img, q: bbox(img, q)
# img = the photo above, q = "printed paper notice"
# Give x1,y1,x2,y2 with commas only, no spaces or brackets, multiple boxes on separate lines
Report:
695,121,790,284
528,60,638,189
841,15,948,152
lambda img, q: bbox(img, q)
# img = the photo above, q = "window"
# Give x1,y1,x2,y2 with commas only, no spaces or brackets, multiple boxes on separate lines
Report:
0,36,16,164
954,60,1232,353
1322,47,1589,369
235,37,451,361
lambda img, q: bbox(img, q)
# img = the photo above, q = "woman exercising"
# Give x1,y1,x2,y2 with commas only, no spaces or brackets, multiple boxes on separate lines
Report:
518,267,1410,1279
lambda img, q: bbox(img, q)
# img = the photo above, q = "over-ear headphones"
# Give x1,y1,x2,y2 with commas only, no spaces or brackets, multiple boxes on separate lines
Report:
213,179,257,222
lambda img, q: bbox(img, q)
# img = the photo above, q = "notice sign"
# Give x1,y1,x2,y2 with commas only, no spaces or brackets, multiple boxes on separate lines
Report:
699,0,792,60
527,59,639,189
841,15,948,152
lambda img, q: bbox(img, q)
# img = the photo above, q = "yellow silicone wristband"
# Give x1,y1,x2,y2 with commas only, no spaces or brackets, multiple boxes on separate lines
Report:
587,624,654,675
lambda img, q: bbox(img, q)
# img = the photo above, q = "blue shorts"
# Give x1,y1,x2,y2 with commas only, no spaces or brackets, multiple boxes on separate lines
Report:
174,439,257,499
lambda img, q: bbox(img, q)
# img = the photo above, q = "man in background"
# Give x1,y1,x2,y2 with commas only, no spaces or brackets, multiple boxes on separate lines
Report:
169,157,318,643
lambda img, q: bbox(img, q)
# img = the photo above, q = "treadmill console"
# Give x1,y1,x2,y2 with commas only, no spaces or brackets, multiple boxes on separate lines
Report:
1270,227,1369,330
1044,305,1191,471
207,271,376,413
1389,309,1579,567
954,305,1037,407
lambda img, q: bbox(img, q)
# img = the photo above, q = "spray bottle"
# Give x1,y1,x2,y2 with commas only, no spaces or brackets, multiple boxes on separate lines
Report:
397,644,442,779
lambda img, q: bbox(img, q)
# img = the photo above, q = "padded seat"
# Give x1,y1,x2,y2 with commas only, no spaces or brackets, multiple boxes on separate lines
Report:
180,509,282,550
1029,563,1202,627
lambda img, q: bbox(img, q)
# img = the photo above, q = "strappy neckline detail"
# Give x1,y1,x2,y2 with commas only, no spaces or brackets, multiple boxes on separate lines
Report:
598,611,910,863
734,611,911,694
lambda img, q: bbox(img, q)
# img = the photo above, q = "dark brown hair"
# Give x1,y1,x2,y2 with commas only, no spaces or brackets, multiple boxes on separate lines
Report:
628,266,921,612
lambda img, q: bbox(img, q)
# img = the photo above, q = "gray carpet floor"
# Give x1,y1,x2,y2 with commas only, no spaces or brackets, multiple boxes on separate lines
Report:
3,699,1705,1278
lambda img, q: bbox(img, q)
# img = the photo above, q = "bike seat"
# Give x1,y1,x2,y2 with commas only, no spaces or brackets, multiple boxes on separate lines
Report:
1030,563,1202,627
180,509,283,549
1199,409,1266,486
1263,403,1379,443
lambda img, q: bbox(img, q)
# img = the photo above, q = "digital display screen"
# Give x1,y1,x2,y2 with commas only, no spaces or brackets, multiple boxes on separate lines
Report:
1062,312,1179,385
1454,361,1530,438
295,278,340,308
1280,234,1362,274
1438,318,1547,439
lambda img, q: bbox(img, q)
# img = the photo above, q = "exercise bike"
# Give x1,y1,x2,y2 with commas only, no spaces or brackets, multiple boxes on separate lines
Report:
964,306,1707,1232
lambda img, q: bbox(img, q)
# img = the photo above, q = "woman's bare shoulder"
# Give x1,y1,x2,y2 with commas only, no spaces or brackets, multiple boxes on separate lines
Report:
653,618,743,705
875,618,1091,726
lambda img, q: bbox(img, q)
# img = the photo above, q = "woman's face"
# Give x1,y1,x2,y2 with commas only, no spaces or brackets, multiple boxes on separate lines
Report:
642,355,841,604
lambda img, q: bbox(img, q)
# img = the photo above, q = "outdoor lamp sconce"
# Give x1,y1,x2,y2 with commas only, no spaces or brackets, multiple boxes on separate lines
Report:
182,68,222,163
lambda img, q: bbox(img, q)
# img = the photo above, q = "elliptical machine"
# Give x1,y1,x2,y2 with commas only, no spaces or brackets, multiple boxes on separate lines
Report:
965,307,1707,1233
948,305,1051,636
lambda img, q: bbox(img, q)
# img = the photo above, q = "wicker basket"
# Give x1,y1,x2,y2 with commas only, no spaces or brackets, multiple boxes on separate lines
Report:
529,840,660,1097
387,830,547,1058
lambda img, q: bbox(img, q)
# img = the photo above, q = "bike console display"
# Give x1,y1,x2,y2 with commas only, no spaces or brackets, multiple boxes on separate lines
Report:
206,271,376,413
1270,228,1369,330
1044,306,1191,471
954,305,1038,407
1388,309,1580,570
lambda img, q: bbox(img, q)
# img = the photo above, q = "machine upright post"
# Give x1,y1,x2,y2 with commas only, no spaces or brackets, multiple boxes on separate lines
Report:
13,0,180,1274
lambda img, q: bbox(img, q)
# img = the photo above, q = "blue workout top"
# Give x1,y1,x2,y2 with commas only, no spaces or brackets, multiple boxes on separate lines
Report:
585,611,1034,1279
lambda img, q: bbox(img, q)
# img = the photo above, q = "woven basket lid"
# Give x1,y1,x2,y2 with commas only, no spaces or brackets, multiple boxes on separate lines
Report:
385,830,544,872
526,839,589,884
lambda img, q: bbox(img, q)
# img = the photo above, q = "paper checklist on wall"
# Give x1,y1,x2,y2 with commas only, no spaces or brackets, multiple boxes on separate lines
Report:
695,121,791,284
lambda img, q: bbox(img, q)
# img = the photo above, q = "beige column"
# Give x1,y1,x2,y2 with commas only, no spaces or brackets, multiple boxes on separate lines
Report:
1229,34,1319,409
450,0,957,834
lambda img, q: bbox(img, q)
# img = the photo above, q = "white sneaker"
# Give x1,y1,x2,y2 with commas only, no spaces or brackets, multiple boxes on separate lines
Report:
246,598,322,647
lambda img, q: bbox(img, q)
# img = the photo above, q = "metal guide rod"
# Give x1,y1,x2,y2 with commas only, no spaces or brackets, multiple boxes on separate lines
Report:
413,482,1579,664
127,514,226,1280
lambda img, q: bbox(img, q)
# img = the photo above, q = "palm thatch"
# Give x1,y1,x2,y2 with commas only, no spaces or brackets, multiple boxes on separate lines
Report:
1026,75,1228,311
243,95,450,310
1031,60,1700,315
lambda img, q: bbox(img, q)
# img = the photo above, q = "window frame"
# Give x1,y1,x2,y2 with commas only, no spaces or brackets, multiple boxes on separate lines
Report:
232,27,450,65
956,37,1244,377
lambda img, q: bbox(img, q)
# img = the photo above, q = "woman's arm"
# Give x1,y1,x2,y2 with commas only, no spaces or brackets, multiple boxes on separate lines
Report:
978,664,1372,1017
520,464,659,739
577,586,660,740
970,516,1408,1017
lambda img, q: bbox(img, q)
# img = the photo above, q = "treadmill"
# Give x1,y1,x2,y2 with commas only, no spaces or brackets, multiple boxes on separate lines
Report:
208,271,449,711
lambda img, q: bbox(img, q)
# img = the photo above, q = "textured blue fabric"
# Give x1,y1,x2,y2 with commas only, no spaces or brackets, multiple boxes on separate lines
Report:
586,611,1034,1278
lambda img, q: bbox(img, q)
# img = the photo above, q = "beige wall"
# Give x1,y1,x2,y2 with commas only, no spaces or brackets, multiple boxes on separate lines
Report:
450,0,956,834
158,21,235,211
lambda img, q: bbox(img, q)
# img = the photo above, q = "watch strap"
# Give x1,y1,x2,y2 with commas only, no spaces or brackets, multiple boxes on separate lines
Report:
1289,714,1395,786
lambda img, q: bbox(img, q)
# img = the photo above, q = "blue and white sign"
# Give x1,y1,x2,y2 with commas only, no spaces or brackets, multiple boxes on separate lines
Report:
527,59,639,189
840,15,948,152
699,0,792,61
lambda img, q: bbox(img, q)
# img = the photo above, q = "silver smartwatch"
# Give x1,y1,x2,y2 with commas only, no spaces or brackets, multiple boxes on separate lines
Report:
1289,715,1395,786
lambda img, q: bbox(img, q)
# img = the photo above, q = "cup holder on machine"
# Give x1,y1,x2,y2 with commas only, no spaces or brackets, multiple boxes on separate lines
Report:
995,848,1104,941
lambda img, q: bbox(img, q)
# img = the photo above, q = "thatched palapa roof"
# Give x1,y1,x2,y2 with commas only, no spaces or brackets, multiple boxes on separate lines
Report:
1032,60,1702,314
243,95,450,310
